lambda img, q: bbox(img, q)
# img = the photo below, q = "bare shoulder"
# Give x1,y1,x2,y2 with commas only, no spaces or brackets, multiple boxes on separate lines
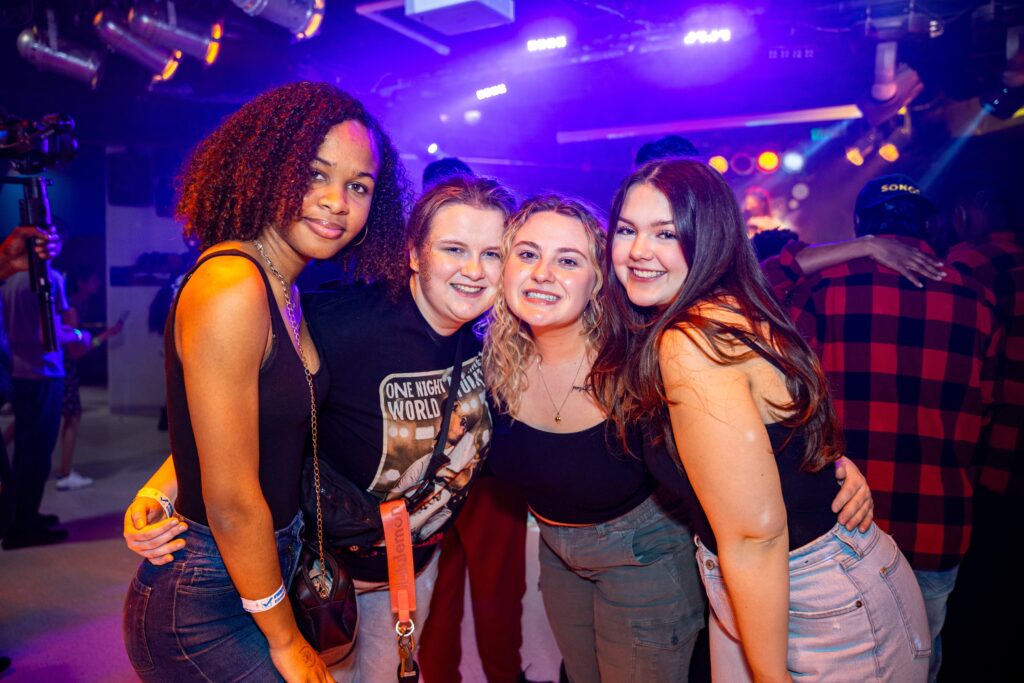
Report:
175,247,272,353
179,248,268,317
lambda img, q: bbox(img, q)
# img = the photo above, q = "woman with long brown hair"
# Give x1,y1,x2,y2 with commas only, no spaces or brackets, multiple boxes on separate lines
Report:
592,158,929,682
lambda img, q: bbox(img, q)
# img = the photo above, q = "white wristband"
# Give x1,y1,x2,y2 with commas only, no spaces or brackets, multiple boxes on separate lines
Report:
241,583,287,613
135,487,175,519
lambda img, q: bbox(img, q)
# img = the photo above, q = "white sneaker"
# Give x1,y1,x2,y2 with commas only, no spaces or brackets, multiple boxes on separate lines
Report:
56,470,94,491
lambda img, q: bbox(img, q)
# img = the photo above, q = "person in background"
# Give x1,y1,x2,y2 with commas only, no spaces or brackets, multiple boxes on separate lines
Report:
760,174,997,682
0,226,61,538
742,186,780,238
1,228,90,549
750,228,799,262
422,156,473,192
941,173,1023,682
635,135,700,166
54,265,124,490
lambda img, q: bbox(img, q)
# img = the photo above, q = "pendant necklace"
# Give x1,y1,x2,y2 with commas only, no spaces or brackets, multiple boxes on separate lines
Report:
536,352,586,423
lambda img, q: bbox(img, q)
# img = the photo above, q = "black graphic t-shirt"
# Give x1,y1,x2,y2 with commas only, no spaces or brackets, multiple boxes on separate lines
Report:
304,282,491,569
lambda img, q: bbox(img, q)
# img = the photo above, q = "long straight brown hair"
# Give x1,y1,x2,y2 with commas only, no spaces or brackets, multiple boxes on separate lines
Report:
589,159,843,471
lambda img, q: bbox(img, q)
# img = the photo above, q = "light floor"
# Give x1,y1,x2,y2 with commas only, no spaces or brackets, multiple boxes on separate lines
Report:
0,386,562,682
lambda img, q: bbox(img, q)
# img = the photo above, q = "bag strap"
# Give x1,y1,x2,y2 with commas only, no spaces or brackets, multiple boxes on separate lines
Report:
405,327,467,510
381,499,419,680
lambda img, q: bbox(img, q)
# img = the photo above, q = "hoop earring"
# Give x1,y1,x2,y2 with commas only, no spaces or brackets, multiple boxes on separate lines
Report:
348,226,368,248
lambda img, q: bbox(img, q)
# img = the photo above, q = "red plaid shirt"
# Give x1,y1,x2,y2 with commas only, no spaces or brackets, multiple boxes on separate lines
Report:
947,232,1024,496
762,236,997,571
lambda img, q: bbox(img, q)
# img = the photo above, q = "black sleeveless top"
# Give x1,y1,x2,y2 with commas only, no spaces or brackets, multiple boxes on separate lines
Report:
166,250,327,529
643,335,836,552
487,409,655,525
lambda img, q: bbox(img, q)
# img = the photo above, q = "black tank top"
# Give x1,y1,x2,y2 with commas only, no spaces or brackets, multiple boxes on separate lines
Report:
487,409,655,525
644,335,836,552
166,250,327,529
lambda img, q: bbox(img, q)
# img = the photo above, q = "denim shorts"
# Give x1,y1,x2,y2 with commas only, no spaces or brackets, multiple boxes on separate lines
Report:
696,522,930,682
123,512,304,682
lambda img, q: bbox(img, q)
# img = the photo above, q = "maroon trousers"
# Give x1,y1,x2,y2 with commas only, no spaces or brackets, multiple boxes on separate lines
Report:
418,475,528,683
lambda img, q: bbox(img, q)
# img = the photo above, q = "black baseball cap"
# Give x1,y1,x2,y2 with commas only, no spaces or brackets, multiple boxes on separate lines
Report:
855,174,934,214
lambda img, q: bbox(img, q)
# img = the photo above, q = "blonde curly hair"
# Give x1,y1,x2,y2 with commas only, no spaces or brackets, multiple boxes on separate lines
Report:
481,194,607,415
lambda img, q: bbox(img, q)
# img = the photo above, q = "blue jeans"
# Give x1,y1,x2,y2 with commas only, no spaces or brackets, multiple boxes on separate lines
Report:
537,494,706,683
697,522,930,682
913,565,959,683
123,512,304,682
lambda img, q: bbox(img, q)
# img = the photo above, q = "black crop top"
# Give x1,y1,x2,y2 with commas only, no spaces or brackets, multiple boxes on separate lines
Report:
487,409,655,525
166,250,328,530
643,335,837,552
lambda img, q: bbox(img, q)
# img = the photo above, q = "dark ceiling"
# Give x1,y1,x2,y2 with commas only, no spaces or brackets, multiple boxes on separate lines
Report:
1,1,1021,180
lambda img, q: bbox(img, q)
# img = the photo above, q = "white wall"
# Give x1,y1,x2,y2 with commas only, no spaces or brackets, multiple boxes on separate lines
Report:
105,149,182,415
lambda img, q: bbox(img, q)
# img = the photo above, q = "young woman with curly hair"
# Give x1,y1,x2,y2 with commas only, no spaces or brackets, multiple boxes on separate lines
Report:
121,81,406,682
483,194,707,682
592,158,927,681
125,171,517,682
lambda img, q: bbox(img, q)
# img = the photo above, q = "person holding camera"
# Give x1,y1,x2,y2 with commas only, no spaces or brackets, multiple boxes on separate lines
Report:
0,225,73,550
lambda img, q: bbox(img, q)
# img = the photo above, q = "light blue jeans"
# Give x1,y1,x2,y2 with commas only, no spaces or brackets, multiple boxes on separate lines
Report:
913,565,960,683
329,550,440,683
537,494,706,683
696,522,930,682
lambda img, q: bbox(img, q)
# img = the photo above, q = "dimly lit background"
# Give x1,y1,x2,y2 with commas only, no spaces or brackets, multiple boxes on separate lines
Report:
2,0,1022,409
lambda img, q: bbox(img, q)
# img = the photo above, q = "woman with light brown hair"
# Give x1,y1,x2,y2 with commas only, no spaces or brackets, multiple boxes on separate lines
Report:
483,194,707,682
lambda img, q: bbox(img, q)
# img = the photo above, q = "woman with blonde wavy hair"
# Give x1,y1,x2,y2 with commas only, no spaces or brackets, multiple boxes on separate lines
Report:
482,193,707,682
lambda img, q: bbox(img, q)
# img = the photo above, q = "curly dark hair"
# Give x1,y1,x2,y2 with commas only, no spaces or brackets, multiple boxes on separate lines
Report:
176,81,412,285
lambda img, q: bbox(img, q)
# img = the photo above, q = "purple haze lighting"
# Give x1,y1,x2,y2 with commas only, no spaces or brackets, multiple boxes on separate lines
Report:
683,28,731,46
475,83,507,100
527,35,567,52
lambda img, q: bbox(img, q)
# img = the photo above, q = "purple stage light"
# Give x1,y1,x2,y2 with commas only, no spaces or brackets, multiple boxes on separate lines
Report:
527,35,567,52
683,28,731,46
475,83,507,100
427,142,439,154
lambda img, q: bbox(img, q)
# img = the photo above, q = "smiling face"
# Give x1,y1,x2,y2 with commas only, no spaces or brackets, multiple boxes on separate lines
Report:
410,203,505,335
612,182,689,308
281,120,379,261
504,211,598,335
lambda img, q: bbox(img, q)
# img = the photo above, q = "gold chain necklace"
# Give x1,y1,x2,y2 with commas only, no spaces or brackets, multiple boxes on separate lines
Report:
536,352,586,423
252,239,327,598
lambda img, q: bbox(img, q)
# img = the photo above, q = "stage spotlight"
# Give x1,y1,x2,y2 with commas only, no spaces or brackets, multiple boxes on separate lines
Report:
128,9,222,65
683,28,731,46
527,35,567,52
94,11,180,83
16,27,102,88
756,151,780,173
232,0,324,40
845,129,876,167
427,142,439,154
708,155,729,174
730,153,754,176
475,83,507,101
878,142,900,162
791,183,810,200
781,151,804,173
464,109,482,125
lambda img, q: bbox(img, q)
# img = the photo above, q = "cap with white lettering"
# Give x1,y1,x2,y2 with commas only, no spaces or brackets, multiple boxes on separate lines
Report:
855,174,934,214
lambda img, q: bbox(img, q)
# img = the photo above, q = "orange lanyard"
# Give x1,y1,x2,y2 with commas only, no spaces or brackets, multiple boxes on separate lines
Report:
381,499,418,680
